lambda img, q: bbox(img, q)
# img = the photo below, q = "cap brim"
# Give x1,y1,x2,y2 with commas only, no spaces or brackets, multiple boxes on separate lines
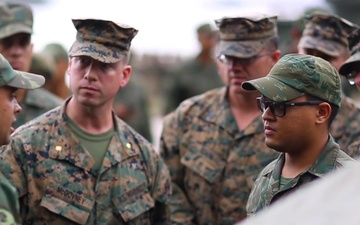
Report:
0,24,32,39
242,76,304,102
216,40,266,58
339,52,360,76
69,41,124,63
298,36,345,57
7,70,45,90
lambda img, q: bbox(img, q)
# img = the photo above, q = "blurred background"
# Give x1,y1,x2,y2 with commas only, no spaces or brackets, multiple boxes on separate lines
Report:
4,0,359,148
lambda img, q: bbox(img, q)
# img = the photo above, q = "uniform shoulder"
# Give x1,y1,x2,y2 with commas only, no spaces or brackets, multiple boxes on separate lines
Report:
13,106,62,137
258,158,278,176
174,87,225,117
336,150,358,167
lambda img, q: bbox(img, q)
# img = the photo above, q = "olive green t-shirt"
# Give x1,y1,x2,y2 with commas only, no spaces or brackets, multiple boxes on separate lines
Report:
279,176,292,190
67,117,114,173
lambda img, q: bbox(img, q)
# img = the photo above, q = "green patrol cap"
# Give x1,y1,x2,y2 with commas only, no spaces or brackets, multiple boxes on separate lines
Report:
339,28,360,76
0,2,33,39
242,53,341,107
215,12,278,58
0,53,44,89
69,18,138,63
298,12,358,57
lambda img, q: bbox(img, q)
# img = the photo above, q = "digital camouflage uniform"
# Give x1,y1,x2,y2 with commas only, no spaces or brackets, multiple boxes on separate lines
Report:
242,54,357,216
0,2,63,129
0,35,45,225
13,88,63,128
160,14,280,225
0,19,171,225
163,23,223,114
298,12,360,156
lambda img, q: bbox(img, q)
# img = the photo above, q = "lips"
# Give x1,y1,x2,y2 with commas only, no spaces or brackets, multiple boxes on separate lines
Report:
80,86,99,92
230,76,246,84
264,124,276,135
10,61,22,70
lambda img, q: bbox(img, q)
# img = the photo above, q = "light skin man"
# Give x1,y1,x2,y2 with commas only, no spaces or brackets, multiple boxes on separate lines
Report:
160,13,281,224
0,19,171,225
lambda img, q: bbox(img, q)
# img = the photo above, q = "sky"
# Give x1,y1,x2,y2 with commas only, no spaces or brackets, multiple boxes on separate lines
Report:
25,0,329,57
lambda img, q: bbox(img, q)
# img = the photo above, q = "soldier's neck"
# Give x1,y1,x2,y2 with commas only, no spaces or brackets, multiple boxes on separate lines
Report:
66,98,114,134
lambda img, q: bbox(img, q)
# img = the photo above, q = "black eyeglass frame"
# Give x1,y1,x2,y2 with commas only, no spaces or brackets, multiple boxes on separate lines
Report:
256,97,324,117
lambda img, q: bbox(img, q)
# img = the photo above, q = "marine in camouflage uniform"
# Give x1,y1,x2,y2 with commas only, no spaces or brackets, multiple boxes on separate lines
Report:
297,12,360,156
0,53,45,224
340,28,360,88
243,53,357,216
0,19,171,224
339,28,360,154
163,23,223,114
0,2,63,129
160,13,281,224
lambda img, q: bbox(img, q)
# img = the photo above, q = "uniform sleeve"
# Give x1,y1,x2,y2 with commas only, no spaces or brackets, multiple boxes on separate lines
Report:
0,177,21,225
0,141,27,197
160,112,196,225
0,140,28,222
141,141,172,225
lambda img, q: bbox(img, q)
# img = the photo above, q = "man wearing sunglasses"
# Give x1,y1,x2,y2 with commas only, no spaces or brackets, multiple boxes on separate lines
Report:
297,12,360,156
160,13,281,224
242,53,357,216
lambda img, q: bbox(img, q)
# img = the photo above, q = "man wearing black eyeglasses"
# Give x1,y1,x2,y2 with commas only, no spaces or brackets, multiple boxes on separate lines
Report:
242,53,357,217
297,12,360,156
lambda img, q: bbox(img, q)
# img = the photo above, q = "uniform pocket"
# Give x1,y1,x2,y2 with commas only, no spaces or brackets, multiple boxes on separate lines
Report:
181,151,226,184
40,183,94,225
112,182,155,222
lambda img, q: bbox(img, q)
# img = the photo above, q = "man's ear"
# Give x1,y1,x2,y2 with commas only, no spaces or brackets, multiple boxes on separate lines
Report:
315,102,332,125
120,65,132,88
271,50,282,65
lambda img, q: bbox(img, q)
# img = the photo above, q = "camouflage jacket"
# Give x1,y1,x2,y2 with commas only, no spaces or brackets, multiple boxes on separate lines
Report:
330,96,360,156
14,88,63,128
0,175,21,225
246,136,357,217
160,87,279,225
0,100,171,225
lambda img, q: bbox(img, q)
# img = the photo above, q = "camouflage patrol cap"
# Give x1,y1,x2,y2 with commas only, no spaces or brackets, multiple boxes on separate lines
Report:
339,28,360,76
298,12,358,57
0,53,44,89
0,2,33,39
69,19,138,63
242,53,341,107
215,13,278,58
